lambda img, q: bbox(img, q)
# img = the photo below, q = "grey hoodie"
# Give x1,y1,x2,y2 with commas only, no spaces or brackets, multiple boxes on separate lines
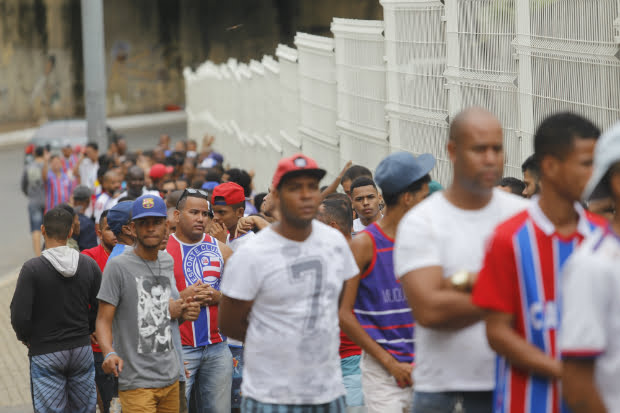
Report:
42,246,80,277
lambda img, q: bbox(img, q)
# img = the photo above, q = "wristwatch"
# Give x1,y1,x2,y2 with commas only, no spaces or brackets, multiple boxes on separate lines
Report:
450,270,471,292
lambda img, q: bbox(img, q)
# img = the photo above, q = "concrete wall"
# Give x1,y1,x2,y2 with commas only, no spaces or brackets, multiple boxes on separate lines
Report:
0,0,382,125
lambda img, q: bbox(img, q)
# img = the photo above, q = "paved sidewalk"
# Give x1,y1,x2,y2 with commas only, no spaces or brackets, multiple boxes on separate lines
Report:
0,269,32,411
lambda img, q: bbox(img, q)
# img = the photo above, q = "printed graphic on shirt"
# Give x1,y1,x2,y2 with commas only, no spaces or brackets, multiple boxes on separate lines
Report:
136,275,172,354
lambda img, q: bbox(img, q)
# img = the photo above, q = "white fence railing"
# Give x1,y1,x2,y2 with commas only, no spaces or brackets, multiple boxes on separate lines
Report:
185,0,620,192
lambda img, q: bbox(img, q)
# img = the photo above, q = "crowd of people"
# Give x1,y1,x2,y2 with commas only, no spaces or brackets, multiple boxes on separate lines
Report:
10,107,620,413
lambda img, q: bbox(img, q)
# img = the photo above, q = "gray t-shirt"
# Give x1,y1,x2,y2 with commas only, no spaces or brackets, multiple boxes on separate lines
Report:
98,248,180,391
21,160,45,207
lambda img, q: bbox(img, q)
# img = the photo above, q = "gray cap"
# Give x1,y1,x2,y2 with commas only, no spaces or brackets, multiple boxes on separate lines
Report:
375,151,436,195
583,122,620,201
72,185,92,201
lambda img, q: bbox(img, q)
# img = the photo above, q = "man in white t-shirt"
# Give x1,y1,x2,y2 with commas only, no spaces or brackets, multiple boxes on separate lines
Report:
76,142,99,190
219,153,359,413
394,107,529,413
560,123,620,413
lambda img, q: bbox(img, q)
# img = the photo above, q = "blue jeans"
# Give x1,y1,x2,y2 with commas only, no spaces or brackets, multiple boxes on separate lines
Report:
183,341,233,413
30,345,97,413
241,396,346,413
412,391,493,413
28,202,44,232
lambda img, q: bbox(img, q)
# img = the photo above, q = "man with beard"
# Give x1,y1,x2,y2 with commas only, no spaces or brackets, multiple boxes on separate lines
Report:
219,154,359,412
97,195,199,410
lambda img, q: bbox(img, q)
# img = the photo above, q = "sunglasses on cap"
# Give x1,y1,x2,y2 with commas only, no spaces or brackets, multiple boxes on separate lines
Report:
177,188,213,215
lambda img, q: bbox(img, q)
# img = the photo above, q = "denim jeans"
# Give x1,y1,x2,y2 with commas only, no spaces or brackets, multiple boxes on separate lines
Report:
241,396,346,413
412,391,492,413
183,341,233,413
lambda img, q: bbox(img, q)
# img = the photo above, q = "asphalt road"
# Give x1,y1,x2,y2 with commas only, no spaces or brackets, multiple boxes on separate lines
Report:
0,120,187,279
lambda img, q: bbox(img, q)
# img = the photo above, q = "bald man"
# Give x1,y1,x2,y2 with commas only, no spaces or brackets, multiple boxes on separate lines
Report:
93,170,122,223
394,107,529,413
111,166,160,207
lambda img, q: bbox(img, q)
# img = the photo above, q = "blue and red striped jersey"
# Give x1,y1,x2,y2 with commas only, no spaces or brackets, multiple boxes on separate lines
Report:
62,154,79,174
166,233,225,347
473,200,605,413
45,171,74,212
354,222,415,363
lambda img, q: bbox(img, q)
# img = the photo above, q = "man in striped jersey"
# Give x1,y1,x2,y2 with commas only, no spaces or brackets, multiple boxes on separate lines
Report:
473,113,606,413
42,153,75,212
340,151,435,413
166,188,233,413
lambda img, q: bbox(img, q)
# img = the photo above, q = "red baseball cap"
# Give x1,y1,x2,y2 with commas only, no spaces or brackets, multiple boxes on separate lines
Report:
212,182,245,205
149,163,174,179
272,153,326,189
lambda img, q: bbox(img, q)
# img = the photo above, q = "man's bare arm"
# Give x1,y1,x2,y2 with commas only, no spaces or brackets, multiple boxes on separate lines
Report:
400,266,484,329
219,295,253,342
562,359,606,413
320,160,352,199
486,311,561,379
95,301,124,377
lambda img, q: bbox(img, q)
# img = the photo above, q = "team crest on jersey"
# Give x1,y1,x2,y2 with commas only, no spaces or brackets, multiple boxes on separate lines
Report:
183,243,223,288
142,198,155,209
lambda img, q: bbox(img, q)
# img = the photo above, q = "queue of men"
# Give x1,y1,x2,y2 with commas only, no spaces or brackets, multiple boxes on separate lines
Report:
11,108,620,413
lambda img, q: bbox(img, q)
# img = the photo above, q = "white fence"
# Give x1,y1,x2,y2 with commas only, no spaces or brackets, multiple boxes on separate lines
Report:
185,0,620,191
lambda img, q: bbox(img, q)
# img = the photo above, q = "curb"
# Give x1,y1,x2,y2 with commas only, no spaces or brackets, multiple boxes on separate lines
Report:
0,110,187,148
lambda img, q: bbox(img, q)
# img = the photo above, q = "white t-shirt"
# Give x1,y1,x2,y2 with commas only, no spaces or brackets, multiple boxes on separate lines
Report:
560,228,620,412
109,188,161,208
221,220,359,404
394,188,529,392
228,230,256,252
226,230,257,347
93,192,118,223
79,158,98,190
352,218,366,234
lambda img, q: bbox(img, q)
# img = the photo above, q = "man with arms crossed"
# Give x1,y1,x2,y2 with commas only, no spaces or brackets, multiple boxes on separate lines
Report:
394,108,529,413
219,154,359,413
560,122,620,413
166,188,234,413
472,113,604,413
96,195,199,412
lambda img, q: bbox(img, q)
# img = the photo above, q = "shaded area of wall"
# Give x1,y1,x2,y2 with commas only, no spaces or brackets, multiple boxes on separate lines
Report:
0,0,382,124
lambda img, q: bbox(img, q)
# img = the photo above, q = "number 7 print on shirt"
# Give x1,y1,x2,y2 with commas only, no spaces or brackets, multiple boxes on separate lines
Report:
289,258,324,331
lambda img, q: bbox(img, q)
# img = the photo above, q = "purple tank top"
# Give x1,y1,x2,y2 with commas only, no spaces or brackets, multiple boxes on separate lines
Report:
353,222,415,363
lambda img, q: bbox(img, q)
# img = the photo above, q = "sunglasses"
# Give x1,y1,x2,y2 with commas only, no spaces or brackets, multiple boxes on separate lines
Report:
177,188,213,217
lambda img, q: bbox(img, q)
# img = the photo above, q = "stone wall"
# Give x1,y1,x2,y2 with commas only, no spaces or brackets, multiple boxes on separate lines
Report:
0,0,382,125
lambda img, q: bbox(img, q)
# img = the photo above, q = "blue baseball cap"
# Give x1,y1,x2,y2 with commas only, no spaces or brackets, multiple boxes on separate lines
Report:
107,201,133,235
202,181,219,191
132,194,167,220
375,152,436,195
